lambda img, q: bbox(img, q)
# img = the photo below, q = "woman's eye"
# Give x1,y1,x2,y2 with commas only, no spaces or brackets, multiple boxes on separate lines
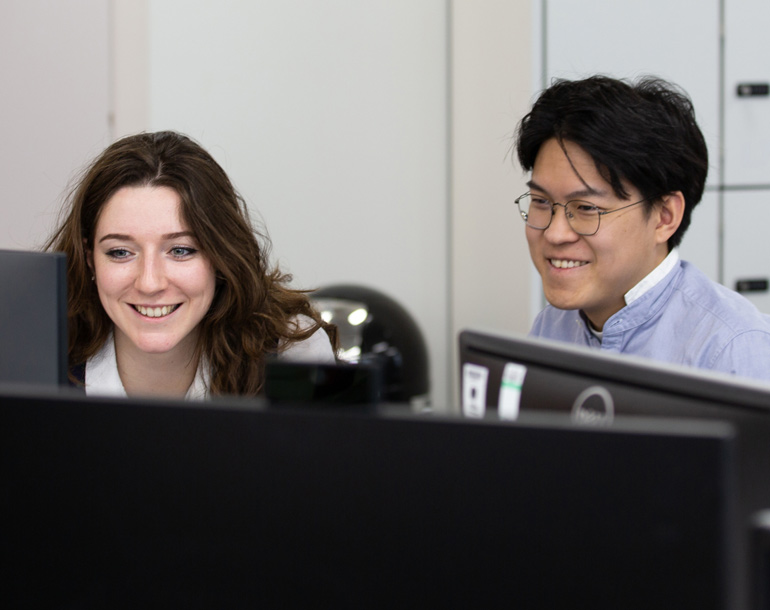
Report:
170,246,196,258
106,248,131,259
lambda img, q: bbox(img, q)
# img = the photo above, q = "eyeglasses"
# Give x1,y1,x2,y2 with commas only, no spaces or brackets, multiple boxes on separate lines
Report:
514,192,650,236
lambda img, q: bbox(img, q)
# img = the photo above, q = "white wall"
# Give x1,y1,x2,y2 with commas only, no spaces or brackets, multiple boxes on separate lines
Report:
0,0,112,250
131,0,535,410
142,0,452,407
3,0,535,409
450,1,534,404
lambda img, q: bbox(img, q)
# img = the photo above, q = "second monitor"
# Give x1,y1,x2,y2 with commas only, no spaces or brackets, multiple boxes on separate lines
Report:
0,249,67,387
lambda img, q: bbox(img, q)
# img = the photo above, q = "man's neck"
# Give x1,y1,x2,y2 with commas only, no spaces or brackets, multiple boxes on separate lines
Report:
624,248,680,306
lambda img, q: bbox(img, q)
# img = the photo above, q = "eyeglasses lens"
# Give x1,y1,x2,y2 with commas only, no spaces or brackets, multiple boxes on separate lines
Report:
517,194,598,236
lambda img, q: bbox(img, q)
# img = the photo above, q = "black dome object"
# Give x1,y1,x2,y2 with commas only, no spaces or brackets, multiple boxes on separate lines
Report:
312,284,430,404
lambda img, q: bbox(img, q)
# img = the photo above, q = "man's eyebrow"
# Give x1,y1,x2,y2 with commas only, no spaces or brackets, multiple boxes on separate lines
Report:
97,231,195,244
526,179,606,200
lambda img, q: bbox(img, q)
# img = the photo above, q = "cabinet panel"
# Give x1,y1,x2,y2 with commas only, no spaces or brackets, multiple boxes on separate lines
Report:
723,191,770,313
679,190,719,283
543,0,721,187
724,0,770,185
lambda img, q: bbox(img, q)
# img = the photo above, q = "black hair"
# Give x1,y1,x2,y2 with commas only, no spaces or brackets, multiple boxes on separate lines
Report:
515,75,709,250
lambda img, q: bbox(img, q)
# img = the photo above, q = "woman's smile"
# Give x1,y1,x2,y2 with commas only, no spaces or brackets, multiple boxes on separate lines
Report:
90,185,216,357
131,304,181,318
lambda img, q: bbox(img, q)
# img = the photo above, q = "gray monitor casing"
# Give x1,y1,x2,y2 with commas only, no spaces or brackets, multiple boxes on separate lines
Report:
0,249,67,386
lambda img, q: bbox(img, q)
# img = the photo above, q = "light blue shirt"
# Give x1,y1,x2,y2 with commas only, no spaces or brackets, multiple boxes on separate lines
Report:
530,256,770,383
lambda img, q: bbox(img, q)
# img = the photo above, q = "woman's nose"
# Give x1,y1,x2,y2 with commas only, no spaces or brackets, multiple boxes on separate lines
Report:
135,255,168,293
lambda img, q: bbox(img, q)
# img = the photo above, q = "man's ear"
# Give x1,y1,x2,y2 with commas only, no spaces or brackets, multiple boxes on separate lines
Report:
654,191,685,245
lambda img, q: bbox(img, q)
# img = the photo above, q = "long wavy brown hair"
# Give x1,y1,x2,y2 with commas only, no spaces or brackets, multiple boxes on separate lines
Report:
45,130,337,395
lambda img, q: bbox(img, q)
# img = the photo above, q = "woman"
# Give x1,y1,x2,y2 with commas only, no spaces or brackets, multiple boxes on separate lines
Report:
45,131,337,398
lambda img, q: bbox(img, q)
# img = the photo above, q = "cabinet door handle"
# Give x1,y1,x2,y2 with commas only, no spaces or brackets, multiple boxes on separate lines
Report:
736,83,770,97
735,278,769,293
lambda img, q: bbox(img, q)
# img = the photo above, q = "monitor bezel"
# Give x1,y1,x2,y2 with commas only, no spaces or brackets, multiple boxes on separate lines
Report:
0,249,67,386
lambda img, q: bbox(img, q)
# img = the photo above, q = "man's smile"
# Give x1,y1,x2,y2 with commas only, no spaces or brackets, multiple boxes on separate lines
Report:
549,258,588,269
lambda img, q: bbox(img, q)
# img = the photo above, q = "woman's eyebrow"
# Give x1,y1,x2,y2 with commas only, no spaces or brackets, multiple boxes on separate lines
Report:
163,231,195,240
98,233,131,244
97,231,194,244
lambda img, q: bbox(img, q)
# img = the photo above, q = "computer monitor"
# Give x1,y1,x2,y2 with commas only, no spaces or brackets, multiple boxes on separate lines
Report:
459,328,770,422
1,386,740,608
752,511,770,610
459,328,770,609
0,249,67,386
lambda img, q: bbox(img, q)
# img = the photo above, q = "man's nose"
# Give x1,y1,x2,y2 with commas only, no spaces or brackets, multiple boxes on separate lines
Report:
543,203,579,242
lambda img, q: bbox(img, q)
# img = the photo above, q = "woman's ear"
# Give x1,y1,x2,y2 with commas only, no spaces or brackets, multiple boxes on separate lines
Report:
83,238,94,278
654,191,685,245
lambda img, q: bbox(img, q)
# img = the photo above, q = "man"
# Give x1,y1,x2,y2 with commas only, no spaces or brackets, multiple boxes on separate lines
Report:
514,75,770,381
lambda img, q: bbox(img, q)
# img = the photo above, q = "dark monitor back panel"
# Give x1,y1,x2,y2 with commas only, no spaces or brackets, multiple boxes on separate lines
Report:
1,388,738,609
0,249,67,386
459,330,770,515
459,329,770,420
753,511,770,610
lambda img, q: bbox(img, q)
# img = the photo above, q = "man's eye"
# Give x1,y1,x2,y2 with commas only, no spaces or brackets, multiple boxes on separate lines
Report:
531,197,551,207
572,203,599,214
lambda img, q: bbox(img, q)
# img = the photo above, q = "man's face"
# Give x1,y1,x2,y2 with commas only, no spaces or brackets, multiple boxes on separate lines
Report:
526,137,670,330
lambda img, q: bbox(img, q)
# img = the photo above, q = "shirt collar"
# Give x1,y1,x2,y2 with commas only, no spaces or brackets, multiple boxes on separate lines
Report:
624,248,680,306
186,358,210,400
86,333,126,397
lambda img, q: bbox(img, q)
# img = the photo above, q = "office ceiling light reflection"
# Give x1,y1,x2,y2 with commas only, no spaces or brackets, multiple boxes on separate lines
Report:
347,308,368,326
312,297,369,363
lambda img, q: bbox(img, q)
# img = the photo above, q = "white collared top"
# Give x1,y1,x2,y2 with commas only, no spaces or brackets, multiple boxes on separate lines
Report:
85,315,335,399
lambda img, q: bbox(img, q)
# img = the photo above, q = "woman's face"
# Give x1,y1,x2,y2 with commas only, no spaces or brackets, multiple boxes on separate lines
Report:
89,185,216,361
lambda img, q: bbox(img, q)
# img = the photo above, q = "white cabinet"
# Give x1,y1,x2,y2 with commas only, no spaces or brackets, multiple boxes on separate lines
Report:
724,191,770,313
724,0,770,186
680,190,720,282
543,0,721,188
721,0,770,309
540,0,770,311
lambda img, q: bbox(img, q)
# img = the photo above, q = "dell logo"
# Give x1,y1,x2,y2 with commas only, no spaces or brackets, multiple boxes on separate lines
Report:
571,386,614,425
